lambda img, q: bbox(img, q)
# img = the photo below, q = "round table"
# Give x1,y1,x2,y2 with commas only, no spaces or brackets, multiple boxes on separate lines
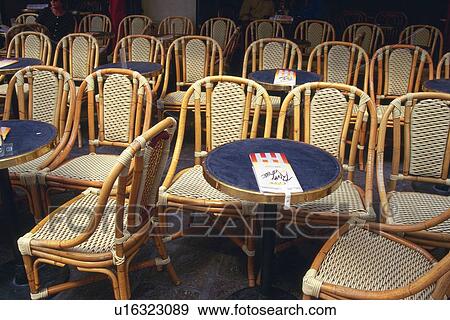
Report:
248,69,321,92
94,61,163,77
0,57,42,76
203,138,342,299
423,79,450,94
0,120,56,285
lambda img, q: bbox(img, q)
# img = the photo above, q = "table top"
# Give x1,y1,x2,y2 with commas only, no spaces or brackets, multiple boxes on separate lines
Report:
423,79,450,94
0,120,56,169
0,58,42,75
203,138,342,204
94,61,163,77
248,69,321,92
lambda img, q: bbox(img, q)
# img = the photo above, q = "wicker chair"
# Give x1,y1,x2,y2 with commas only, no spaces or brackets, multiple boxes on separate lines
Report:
17,117,180,300
375,11,408,44
2,66,76,220
336,9,367,36
242,38,302,110
116,15,152,41
377,92,450,248
38,69,153,211
294,20,335,56
158,75,273,287
15,13,38,25
301,219,450,299
399,25,443,62
342,23,384,55
78,14,112,54
276,82,377,230
113,35,164,94
157,16,194,36
436,52,450,79
157,35,223,119
244,19,284,49
6,31,52,64
222,27,241,71
200,17,237,50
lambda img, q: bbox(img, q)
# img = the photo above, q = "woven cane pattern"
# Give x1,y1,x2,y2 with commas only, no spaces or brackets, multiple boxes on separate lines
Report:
310,88,348,157
10,153,51,174
327,46,350,84
186,39,206,82
409,99,450,177
257,22,273,39
49,154,119,181
31,70,58,125
90,16,103,32
316,227,435,299
308,23,324,50
212,20,227,49
389,192,450,234
262,42,285,70
72,36,89,79
387,48,412,96
131,38,151,61
31,193,127,253
102,74,132,142
355,25,373,53
411,28,430,47
211,82,245,149
294,180,370,218
25,15,36,24
166,165,237,201
24,34,42,59
131,17,145,35
162,90,207,106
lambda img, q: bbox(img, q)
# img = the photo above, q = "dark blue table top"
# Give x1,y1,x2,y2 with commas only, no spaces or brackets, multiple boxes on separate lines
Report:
0,120,56,169
94,61,162,76
0,58,42,73
249,69,321,89
203,138,342,203
424,79,450,94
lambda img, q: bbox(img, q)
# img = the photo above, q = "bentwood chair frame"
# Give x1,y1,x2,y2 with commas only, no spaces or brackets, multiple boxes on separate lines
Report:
17,117,180,300
113,35,165,95
39,69,153,210
436,52,450,79
302,219,450,299
377,92,450,248
158,75,273,286
116,15,152,41
15,13,38,25
157,16,194,36
2,66,76,220
374,11,408,44
276,82,377,231
244,19,284,50
342,23,385,56
294,20,335,56
7,31,52,65
399,25,444,62
78,14,113,52
200,17,237,50
1,24,49,60
157,35,223,119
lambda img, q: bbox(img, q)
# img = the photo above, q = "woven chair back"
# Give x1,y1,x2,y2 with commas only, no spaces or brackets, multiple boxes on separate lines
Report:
242,38,302,78
200,17,237,50
7,31,52,65
78,14,112,48
399,25,443,62
277,82,377,182
245,19,284,49
158,16,194,36
342,23,384,55
307,41,369,91
53,33,99,82
436,52,450,79
117,15,152,41
15,13,38,25
294,20,335,55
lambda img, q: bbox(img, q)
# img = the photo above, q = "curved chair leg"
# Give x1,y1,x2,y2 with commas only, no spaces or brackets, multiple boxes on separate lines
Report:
117,263,131,300
153,222,181,286
22,255,39,296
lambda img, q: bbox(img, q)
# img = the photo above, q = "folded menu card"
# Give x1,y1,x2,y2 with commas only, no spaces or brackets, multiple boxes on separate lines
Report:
250,152,303,208
0,59,18,69
0,127,11,147
273,69,296,86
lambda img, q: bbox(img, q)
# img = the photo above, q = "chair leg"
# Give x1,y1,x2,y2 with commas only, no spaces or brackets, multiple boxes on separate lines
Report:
77,125,83,148
22,255,39,295
116,263,130,300
245,216,256,287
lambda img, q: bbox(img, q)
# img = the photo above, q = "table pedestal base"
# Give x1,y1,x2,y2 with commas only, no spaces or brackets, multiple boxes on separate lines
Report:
228,287,297,300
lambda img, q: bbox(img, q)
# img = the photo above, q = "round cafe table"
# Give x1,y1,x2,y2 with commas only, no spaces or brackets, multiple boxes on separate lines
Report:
0,57,42,76
248,69,321,92
423,79,450,94
94,61,163,78
203,138,342,299
0,120,56,285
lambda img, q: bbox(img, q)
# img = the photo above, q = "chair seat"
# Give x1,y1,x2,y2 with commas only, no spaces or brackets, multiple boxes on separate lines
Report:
388,191,450,234
376,104,405,122
29,192,126,254
252,95,281,110
161,90,207,106
10,152,51,175
48,154,119,182
165,165,238,202
294,180,373,219
312,226,435,299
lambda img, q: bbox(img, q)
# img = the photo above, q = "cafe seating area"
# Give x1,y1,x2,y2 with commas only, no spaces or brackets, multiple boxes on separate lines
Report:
0,5,449,301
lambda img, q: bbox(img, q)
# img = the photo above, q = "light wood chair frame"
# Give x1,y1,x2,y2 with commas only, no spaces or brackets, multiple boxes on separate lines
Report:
78,14,112,50
342,23,385,55
244,19,284,49
15,13,38,25
116,15,153,41
399,24,444,62
157,16,194,36
436,52,450,79
294,20,335,55
200,17,237,50
7,31,52,65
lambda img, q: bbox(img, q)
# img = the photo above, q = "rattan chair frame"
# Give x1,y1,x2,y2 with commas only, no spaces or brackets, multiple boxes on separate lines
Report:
78,14,112,50
113,35,164,94
15,13,38,25
302,219,450,299
157,35,223,118
294,20,335,56
377,92,450,247
436,52,450,79
374,11,408,44
342,23,385,55
157,16,194,36
399,24,444,62
200,17,237,50
244,19,284,49
18,117,180,300
158,75,273,286
7,31,52,65
116,15,152,41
